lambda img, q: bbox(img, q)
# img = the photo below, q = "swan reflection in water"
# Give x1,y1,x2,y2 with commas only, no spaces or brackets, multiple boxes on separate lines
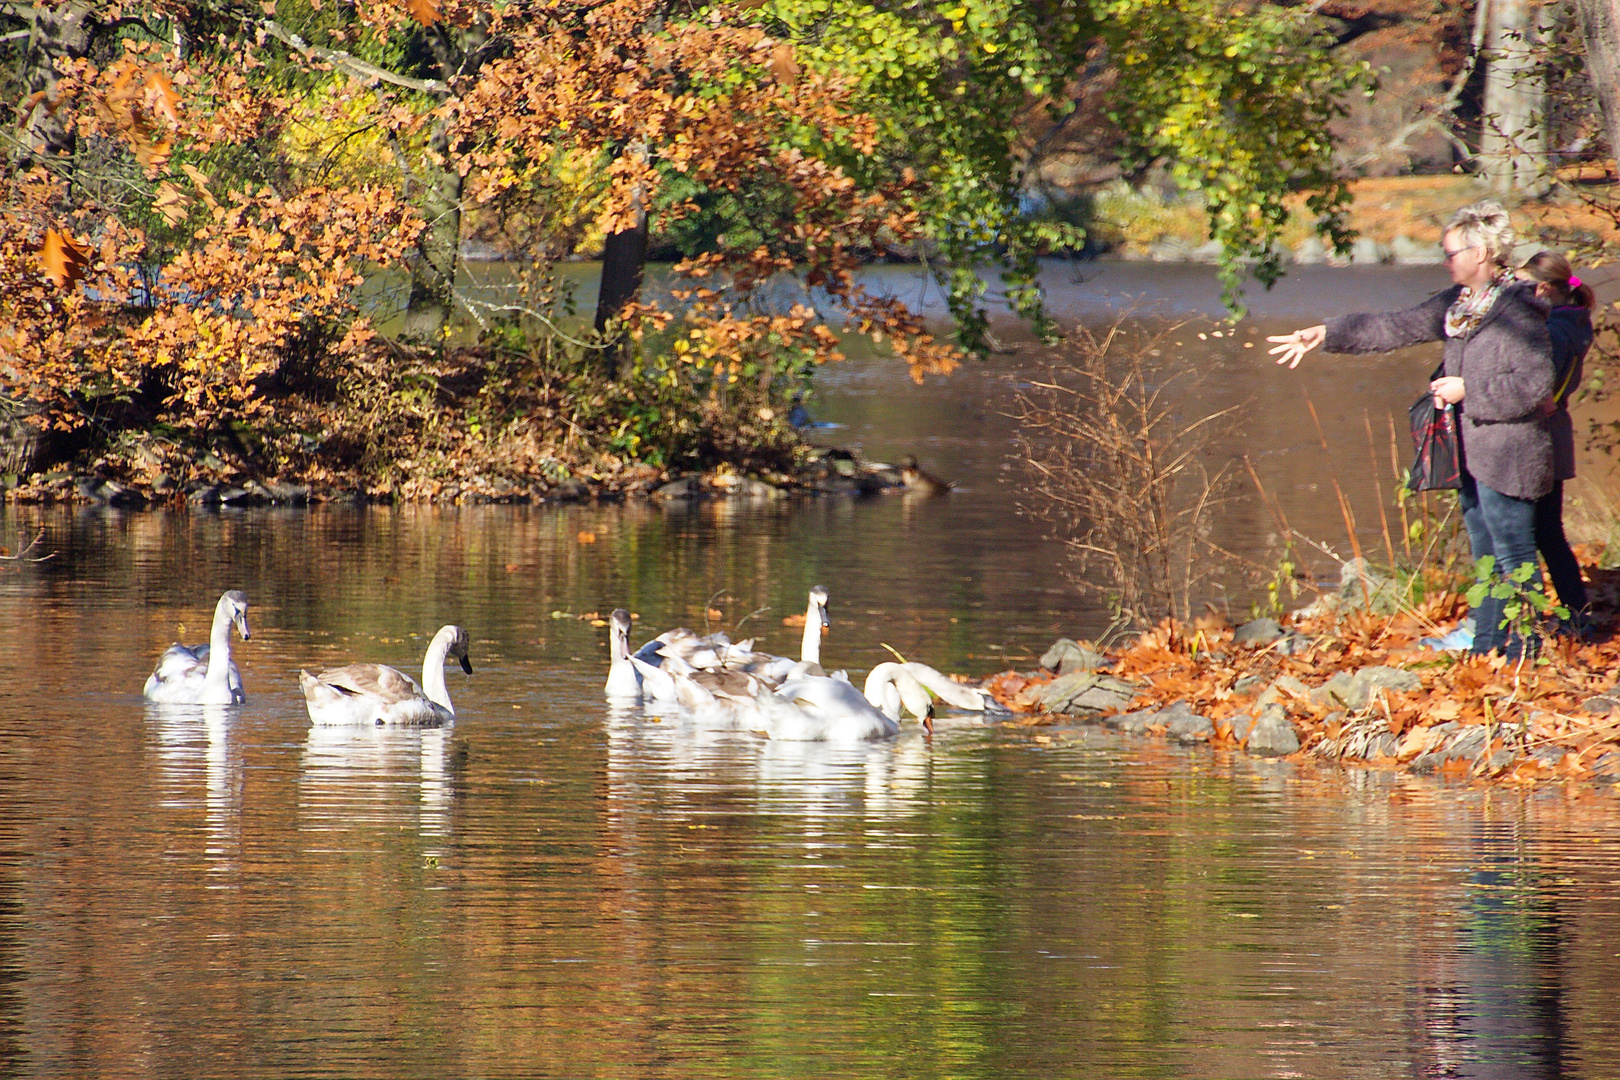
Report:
148,702,240,875
300,722,456,850
604,703,936,830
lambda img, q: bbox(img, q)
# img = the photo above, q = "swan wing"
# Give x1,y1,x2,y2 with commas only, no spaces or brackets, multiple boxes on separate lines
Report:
301,665,445,726
146,644,205,689
313,663,424,703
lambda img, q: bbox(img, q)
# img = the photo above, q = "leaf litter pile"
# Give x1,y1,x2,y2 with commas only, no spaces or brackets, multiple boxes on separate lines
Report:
978,567,1620,786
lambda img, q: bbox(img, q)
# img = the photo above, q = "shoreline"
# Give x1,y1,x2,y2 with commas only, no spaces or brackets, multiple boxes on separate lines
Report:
987,557,1620,787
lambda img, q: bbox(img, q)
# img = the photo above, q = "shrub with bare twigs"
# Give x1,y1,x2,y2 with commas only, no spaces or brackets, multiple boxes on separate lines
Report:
1012,317,1243,630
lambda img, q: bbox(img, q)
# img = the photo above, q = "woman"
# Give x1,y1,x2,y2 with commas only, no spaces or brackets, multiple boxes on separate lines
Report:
1267,200,1554,658
1518,250,1597,630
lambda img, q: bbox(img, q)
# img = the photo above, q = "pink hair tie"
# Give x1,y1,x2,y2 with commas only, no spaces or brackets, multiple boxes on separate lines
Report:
1569,275,1583,289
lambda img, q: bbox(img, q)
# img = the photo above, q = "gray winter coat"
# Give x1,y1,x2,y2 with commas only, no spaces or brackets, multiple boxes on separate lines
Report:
1322,281,1554,500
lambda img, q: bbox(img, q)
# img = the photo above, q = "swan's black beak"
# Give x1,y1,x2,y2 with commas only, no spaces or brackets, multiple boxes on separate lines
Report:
819,608,830,629
238,617,251,641
460,656,474,675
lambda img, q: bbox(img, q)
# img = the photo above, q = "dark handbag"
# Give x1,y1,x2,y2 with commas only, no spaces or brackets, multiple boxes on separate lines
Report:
1408,392,1462,491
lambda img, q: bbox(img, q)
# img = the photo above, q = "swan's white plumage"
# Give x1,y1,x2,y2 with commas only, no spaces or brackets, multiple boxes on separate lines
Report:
604,609,643,699
301,624,472,726
143,590,251,705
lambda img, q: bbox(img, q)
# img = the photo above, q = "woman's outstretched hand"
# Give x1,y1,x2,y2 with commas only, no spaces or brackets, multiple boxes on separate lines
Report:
1266,325,1326,369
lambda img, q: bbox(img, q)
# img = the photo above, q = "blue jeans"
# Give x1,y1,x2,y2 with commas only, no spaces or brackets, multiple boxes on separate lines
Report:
1459,472,1543,657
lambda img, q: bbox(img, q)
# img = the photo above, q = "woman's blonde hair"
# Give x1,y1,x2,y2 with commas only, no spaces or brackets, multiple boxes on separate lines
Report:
1445,199,1516,267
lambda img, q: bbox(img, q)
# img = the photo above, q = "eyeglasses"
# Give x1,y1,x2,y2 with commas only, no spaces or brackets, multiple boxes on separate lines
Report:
1442,245,1479,263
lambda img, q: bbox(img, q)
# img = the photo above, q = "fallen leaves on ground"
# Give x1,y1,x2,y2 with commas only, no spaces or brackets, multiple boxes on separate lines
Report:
981,576,1620,785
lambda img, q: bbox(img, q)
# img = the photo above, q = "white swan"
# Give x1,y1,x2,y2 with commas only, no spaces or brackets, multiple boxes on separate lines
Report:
766,672,901,741
300,625,473,726
863,661,999,732
798,585,830,668
616,588,830,701
604,609,643,699
863,662,937,723
143,590,251,705
742,586,832,682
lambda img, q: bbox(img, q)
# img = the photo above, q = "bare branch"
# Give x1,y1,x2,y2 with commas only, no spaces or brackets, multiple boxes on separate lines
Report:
253,15,450,95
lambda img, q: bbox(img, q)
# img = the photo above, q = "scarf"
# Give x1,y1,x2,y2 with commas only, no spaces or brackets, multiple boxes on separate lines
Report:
1444,268,1515,338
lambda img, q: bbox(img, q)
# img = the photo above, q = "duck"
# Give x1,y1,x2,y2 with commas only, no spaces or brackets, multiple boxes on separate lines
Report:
898,455,953,495
300,625,473,726
143,590,251,705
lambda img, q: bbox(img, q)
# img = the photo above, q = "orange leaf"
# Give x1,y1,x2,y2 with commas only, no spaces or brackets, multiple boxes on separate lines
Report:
40,229,91,289
769,42,800,85
133,132,172,172
144,70,180,125
154,181,193,227
406,0,441,27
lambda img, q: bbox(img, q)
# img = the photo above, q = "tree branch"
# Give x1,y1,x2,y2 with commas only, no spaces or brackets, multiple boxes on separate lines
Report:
254,15,449,95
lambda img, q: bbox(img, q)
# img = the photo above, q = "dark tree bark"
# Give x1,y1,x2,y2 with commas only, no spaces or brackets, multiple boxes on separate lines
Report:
15,2,99,180
1571,0,1620,166
592,188,648,381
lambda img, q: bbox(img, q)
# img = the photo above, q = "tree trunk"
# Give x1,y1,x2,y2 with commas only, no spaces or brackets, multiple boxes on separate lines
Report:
1572,0,1620,168
16,2,98,180
399,117,463,347
593,142,650,382
1479,0,1549,194
399,21,486,347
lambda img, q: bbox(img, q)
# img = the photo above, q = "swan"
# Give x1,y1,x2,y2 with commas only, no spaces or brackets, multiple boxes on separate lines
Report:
797,585,831,668
741,585,831,682
863,662,938,724
765,672,901,741
143,590,251,705
863,660,1002,732
658,661,895,741
300,624,473,726
605,609,643,699
615,587,830,700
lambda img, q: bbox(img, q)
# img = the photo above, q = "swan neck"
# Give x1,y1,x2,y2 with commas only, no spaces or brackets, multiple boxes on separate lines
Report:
422,632,455,713
862,664,892,707
205,600,234,687
800,603,821,665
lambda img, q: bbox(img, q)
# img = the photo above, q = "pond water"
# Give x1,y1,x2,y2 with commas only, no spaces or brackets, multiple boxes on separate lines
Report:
4,261,1620,1078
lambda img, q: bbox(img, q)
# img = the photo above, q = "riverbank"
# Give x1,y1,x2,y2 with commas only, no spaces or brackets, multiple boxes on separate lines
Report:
1086,173,1620,265
0,442,914,508
986,555,1620,786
